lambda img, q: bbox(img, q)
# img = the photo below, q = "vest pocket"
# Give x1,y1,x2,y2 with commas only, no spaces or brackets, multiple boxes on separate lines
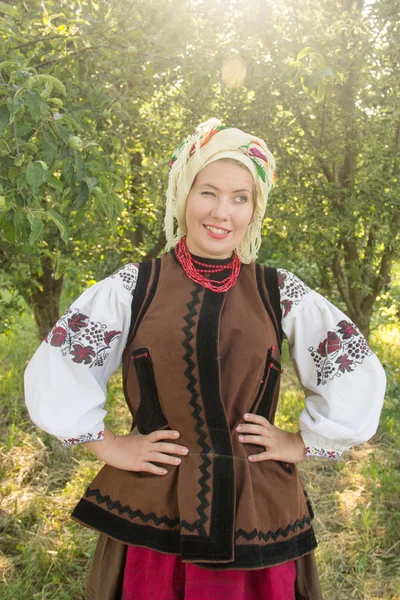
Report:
131,347,168,435
276,461,293,474
250,350,282,419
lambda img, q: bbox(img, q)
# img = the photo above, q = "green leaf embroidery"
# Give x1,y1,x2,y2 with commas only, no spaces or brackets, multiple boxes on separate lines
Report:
251,158,266,183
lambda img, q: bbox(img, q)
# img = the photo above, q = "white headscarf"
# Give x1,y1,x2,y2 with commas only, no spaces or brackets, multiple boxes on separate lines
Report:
164,119,276,263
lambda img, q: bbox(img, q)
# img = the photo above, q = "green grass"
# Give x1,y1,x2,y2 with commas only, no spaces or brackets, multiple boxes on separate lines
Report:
0,313,399,599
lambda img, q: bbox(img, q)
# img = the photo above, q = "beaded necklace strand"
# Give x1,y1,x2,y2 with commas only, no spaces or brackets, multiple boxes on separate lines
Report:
174,236,241,293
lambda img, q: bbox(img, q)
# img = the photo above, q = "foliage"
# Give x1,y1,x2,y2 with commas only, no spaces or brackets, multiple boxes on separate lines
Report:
1,0,399,339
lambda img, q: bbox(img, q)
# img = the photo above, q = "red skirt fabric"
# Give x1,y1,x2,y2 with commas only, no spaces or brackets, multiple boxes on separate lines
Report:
122,545,296,600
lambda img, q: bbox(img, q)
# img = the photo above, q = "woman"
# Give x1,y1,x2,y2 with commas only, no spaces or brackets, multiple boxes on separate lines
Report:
24,119,386,600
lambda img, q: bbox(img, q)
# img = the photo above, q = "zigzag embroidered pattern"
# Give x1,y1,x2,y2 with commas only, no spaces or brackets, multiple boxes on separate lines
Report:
235,514,311,542
85,488,180,528
180,284,211,536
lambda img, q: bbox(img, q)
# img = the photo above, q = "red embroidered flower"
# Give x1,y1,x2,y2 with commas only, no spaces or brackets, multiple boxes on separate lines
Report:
278,271,287,289
50,326,67,347
104,330,121,346
68,312,88,332
281,299,292,318
337,320,358,339
70,344,95,364
249,146,268,163
317,331,341,356
336,354,354,373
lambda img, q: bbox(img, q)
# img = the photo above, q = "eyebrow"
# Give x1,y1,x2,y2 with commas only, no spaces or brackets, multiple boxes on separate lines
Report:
199,183,252,194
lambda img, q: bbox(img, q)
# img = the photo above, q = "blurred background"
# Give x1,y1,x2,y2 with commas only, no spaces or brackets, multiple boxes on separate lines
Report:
0,0,399,598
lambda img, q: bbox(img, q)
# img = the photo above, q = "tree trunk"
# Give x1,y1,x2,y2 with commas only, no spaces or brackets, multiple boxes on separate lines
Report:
27,259,64,340
347,306,371,341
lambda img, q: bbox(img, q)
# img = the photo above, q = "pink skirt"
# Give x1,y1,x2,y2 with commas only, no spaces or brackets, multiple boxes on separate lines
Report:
122,546,296,600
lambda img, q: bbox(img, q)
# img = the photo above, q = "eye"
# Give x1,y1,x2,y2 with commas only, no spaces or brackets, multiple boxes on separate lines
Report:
235,195,248,204
201,191,215,196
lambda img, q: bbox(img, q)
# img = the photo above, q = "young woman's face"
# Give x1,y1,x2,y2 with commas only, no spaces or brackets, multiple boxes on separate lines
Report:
185,160,255,260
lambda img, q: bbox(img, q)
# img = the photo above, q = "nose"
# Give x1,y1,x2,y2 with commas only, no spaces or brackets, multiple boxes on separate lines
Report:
210,196,230,221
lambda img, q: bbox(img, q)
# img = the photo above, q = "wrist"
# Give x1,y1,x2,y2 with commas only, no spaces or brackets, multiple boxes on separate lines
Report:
295,430,307,460
83,426,117,460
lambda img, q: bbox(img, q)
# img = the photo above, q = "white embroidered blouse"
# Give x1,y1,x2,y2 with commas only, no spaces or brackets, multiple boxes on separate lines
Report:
24,264,386,459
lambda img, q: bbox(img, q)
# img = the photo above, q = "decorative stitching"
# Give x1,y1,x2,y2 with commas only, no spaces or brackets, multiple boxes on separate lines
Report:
111,263,139,293
46,309,121,368
85,488,180,528
180,284,211,535
308,319,373,385
61,430,104,447
277,269,311,317
235,514,312,542
306,446,341,460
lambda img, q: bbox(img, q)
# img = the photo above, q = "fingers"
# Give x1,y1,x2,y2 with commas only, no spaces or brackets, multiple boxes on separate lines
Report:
247,450,270,462
142,463,169,476
154,442,189,455
238,434,268,447
236,423,267,436
150,452,183,466
148,429,181,442
242,413,273,428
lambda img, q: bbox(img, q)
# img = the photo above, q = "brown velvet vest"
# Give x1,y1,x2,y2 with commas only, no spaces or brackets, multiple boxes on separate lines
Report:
72,251,317,570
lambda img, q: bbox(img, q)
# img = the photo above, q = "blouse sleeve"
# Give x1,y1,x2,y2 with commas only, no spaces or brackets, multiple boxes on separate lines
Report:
24,263,139,447
277,269,386,460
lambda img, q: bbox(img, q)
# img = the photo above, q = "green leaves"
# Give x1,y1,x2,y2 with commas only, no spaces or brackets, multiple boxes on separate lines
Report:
46,210,69,242
42,127,58,166
26,162,44,193
27,75,66,97
0,105,9,134
25,90,43,122
0,2,19,17
27,216,44,246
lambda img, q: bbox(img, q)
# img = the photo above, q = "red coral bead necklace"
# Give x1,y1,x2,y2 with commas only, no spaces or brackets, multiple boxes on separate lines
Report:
174,236,241,293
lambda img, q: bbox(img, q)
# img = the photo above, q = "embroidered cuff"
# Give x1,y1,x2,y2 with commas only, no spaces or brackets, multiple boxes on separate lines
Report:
60,430,104,447
305,446,342,460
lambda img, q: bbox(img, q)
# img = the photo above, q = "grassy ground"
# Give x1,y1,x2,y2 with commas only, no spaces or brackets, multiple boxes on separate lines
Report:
0,313,399,599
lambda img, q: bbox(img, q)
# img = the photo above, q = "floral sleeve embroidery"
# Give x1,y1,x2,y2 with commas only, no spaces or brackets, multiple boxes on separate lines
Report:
308,320,373,386
277,269,311,317
61,430,104,447
46,309,121,368
111,263,138,293
305,446,341,460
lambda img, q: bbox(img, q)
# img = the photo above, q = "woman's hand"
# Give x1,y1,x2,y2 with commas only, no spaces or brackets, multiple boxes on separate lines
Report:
83,426,189,475
236,414,307,464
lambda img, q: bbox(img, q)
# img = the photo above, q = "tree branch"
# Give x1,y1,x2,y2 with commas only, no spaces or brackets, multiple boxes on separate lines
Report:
362,211,400,313
141,233,167,262
331,252,356,316
296,113,335,182
35,44,127,69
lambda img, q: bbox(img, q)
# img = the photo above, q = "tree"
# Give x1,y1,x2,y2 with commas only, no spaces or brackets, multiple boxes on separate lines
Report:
0,0,196,337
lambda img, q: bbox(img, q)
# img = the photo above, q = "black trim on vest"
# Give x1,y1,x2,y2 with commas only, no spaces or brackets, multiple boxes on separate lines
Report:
256,361,281,420
235,513,311,542
126,259,161,347
180,283,210,536
131,348,169,434
72,499,317,569
84,487,180,528
256,264,282,350
197,528,317,570
264,266,283,347
181,288,235,560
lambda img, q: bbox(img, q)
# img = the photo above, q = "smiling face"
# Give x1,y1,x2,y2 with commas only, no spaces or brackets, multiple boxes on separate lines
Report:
185,159,255,260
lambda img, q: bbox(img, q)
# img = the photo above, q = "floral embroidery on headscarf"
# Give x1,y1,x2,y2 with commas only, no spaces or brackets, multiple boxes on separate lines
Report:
169,124,229,171
239,141,275,186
